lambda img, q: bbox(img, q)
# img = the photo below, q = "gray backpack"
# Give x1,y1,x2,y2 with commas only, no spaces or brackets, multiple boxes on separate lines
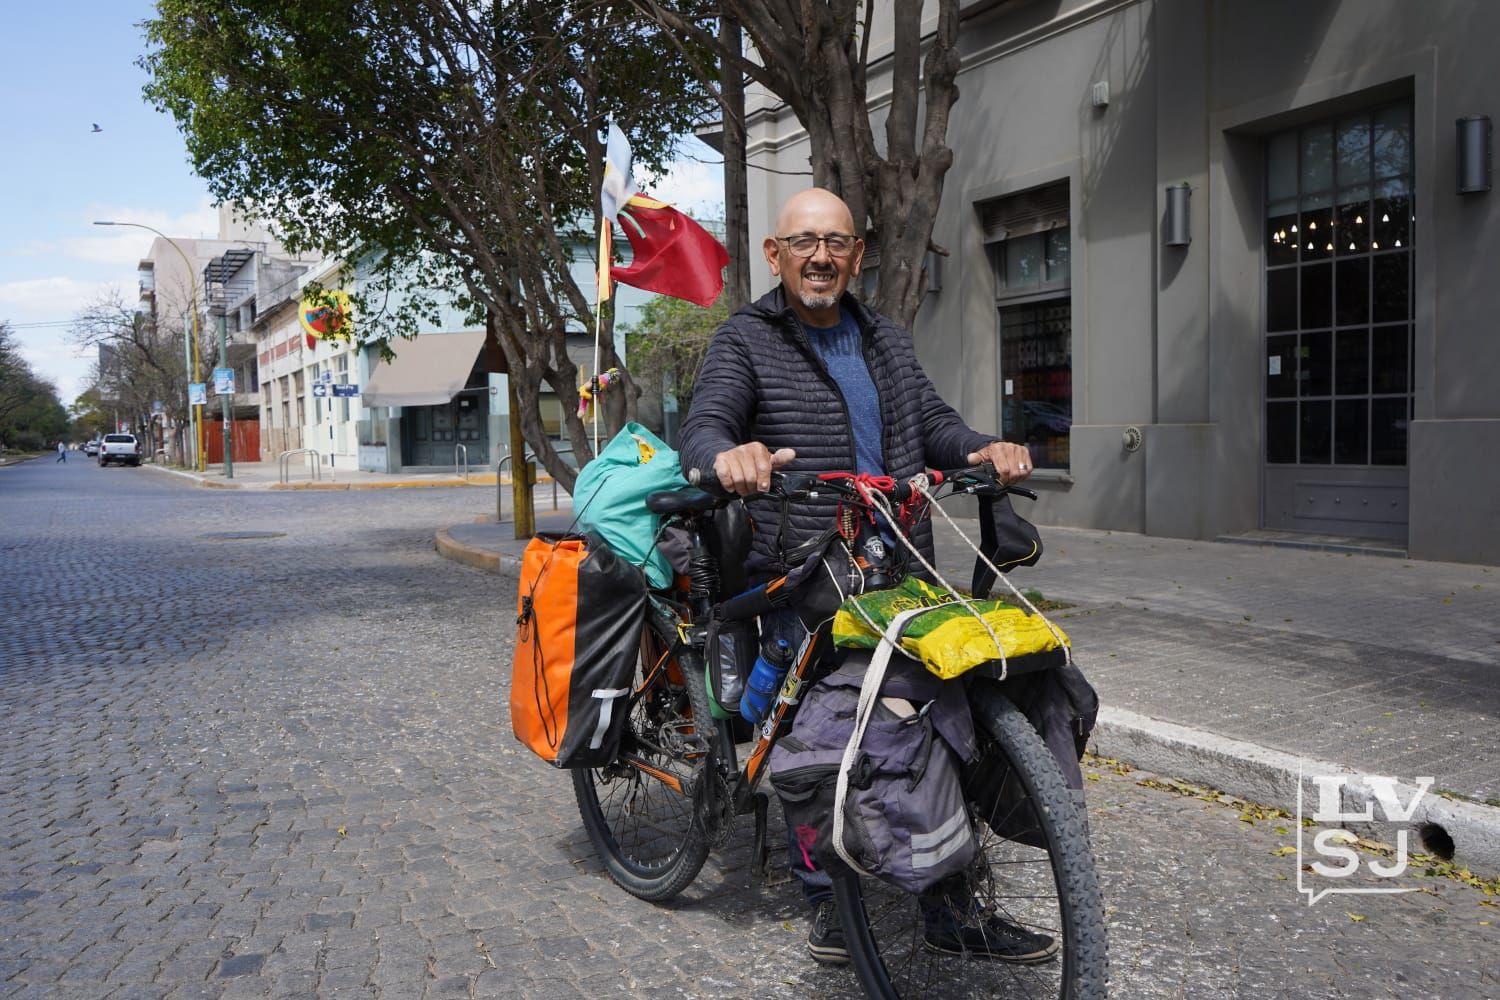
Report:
770,610,977,894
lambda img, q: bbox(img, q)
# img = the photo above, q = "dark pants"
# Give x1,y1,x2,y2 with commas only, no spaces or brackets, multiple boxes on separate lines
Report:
788,821,833,905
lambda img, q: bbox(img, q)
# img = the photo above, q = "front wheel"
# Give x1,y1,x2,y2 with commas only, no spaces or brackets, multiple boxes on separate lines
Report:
836,686,1107,999
572,632,716,902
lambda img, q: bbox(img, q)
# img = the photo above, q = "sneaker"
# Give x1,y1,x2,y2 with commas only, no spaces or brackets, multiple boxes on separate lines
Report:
923,910,1060,964
806,900,850,965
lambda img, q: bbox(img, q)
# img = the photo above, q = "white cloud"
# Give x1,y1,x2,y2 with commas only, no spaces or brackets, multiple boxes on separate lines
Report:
0,274,138,405
0,274,124,312
641,137,726,221
60,198,222,265
9,325,98,405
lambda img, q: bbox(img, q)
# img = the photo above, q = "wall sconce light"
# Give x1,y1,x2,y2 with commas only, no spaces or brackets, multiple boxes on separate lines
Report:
1164,182,1192,247
1457,115,1492,194
924,250,943,293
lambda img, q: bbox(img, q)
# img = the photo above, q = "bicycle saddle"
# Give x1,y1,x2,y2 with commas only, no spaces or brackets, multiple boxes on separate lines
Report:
646,487,720,515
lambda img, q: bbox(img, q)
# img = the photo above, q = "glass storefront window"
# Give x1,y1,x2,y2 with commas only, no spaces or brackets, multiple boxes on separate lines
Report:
1263,100,1413,467
990,185,1071,470
1004,233,1044,290
998,301,1072,470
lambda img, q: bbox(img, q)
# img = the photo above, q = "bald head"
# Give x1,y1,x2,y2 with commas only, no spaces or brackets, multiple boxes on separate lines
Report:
775,187,856,237
765,187,864,326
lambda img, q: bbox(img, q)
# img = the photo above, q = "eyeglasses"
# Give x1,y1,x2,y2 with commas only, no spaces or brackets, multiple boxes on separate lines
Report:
775,233,859,258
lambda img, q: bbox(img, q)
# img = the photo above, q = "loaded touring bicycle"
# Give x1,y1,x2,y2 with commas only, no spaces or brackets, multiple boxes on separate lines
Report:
510,426,1107,999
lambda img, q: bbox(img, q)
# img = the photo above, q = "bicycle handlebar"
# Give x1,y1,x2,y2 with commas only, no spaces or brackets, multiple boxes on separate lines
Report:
686,464,1037,503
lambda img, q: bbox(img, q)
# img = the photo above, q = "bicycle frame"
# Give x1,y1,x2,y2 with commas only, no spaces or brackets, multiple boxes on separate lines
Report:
621,467,1038,825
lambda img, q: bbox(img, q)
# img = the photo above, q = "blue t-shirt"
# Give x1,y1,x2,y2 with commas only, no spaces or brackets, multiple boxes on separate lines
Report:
802,310,884,478
803,310,896,553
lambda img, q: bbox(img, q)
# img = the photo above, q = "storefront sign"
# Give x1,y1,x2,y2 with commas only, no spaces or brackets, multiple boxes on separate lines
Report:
299,290,353,350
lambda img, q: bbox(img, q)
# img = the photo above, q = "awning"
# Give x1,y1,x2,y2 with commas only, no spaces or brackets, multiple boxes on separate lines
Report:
362,331,487,408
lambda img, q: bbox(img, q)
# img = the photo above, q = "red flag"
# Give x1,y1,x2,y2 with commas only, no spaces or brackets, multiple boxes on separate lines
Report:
612,193,728,307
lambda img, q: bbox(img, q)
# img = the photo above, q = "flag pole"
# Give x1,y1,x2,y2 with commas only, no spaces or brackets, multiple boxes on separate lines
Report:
592,216,610,454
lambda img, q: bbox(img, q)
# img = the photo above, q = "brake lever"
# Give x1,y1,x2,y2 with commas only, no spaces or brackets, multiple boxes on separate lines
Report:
946,477,1038,502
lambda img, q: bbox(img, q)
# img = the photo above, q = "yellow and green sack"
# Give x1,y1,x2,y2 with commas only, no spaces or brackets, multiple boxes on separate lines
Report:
832,577,1069,680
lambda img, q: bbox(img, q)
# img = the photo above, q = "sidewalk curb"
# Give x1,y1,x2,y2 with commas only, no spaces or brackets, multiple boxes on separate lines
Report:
144,464,244,488
435,526,522,576
1093,706,1500,877
143,463,495,490
432,522,1500,878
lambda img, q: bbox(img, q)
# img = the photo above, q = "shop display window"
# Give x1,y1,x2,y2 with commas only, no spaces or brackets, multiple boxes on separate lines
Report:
1263,101,1413,467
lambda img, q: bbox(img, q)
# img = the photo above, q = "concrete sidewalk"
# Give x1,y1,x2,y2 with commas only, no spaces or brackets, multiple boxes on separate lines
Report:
438,509,1500,876
143,458,557,492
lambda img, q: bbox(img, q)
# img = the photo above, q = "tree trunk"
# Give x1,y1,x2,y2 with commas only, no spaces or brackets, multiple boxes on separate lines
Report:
643,0,965,333
720,12,751,312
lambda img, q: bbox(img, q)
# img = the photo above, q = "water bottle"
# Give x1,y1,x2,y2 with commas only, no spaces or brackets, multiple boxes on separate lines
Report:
740,637,795,724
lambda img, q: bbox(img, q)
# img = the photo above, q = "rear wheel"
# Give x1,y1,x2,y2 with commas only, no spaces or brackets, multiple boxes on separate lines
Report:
572,631,716,901
836,686,1107,999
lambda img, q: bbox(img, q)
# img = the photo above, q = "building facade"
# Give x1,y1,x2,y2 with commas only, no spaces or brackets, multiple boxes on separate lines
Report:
743,0,1500,564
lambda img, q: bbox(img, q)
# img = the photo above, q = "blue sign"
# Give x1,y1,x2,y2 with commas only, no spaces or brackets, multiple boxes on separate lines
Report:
213,367,235,394
188,383,207,405
311,383,328,398
331,384,360,397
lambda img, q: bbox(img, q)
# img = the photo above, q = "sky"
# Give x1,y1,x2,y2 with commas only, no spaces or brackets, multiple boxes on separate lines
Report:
0,2,724,408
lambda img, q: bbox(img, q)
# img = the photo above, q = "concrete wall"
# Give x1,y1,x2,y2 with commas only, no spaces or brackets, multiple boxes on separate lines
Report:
741,0,1500,564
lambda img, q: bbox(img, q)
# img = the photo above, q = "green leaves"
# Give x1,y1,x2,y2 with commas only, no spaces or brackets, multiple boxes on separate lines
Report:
140,0,716,481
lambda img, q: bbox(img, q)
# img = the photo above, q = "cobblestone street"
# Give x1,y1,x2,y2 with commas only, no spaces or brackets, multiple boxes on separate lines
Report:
2,459,1497,998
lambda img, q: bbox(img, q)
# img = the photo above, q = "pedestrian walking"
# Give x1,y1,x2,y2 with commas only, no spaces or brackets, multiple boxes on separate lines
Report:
55,441,66,463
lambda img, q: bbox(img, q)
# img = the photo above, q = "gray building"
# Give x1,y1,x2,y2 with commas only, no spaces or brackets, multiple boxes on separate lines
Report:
743,0,1499,564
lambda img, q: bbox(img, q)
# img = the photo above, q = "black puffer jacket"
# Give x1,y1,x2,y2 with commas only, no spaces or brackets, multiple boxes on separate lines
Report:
678,286,995,582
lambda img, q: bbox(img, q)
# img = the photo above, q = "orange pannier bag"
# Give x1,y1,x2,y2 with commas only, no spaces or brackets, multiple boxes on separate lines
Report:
510,531,647,767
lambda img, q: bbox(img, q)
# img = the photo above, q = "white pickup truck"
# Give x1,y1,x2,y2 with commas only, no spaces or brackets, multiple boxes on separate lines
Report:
98,433,142,467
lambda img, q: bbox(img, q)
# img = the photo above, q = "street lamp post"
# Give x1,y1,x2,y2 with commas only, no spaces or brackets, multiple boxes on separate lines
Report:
217,309,233,479
94,220,206,472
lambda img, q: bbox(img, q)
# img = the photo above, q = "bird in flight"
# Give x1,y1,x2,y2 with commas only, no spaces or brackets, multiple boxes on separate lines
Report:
91,123,103,133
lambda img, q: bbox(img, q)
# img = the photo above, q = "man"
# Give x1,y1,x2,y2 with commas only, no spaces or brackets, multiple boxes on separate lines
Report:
678,188,1051,966
56,441,67,463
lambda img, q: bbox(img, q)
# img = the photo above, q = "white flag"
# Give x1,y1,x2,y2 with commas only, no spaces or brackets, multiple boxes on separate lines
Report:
601,120,636,222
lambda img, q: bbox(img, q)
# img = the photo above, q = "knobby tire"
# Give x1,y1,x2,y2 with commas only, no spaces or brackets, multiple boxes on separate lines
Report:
835,686,1108,999
572,635,717,902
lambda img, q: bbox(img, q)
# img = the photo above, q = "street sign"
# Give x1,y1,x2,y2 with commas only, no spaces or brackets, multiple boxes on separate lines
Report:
317,370,334,384
188,383,207,405
331,384,360,397
213,367,236,394
311,383,329,398
152,400,164,414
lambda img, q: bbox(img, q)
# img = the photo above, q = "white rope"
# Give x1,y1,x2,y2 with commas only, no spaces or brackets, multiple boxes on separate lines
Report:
914,479,1072,666
831,605,931,875
859,481,1010,681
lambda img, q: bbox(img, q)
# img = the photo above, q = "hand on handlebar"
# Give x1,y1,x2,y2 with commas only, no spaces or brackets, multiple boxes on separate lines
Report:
712,443,796,496
967,440,1034,486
